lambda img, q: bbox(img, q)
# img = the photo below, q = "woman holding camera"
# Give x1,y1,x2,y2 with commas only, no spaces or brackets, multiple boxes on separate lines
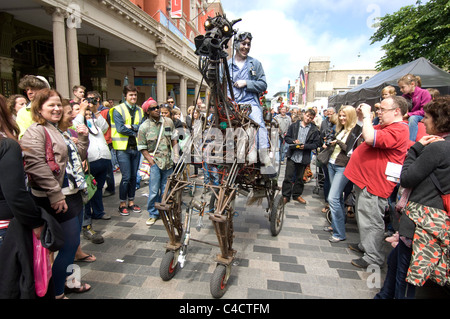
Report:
323,105,362,242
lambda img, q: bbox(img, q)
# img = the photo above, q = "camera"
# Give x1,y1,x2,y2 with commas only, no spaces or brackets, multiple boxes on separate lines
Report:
324,130,335,146
86,97,98,105
289,143,304,150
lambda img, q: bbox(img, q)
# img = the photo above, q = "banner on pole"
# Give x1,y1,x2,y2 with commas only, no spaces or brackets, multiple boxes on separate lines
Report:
171,0,183,19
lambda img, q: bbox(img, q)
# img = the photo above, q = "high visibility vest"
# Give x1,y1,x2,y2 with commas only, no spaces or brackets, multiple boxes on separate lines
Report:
110,103,143,150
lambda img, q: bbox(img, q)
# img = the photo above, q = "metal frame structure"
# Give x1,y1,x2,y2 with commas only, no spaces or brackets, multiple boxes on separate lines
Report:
155,14,285,298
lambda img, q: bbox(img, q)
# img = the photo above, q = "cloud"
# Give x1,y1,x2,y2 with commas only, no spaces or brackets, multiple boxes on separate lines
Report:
221,0,419,96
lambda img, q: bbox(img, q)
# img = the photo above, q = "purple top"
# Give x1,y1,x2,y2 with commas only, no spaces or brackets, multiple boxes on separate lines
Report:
402,86,432,117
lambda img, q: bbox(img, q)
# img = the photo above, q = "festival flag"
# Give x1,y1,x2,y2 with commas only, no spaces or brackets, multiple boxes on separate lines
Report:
171,0,182,19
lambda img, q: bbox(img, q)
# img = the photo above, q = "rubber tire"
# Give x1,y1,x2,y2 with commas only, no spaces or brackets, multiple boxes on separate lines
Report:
270,194,285,236
210,264,228,298
160,250,178,281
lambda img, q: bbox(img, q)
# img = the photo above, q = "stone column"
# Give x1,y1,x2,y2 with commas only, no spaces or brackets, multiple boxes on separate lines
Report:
66,24,80,98
179,75,187,116
163,67,167,101
52,8,70,98
156,65,164,105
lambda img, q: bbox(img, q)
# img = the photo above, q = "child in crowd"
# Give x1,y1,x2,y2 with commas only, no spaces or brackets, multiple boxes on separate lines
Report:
397,74,432,141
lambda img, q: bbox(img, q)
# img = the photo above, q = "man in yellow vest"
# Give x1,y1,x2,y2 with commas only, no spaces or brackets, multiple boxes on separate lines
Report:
110,85,144,216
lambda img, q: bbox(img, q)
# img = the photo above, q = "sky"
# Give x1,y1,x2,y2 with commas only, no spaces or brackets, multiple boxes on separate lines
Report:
219,0,421,97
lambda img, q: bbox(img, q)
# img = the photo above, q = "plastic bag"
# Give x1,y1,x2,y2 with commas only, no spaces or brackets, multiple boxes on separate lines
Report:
33,232,52,297
138,160,151,181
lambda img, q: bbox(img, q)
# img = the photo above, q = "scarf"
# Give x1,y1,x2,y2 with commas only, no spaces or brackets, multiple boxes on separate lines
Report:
60,129,86,192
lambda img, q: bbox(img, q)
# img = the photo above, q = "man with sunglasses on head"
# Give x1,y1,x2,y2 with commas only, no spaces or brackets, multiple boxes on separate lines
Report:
228,32,275,174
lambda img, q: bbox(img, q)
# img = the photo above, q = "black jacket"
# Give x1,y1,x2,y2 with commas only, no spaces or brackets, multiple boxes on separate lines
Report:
285,121,321,165
0,138,43,298
398,135,450,239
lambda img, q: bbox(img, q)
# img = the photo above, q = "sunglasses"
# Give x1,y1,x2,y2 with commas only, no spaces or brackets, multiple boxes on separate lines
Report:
149,105,160,111
238,32,253,42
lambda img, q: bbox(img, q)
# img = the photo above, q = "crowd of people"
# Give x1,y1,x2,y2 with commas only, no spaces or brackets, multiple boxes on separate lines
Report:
0,26,448,300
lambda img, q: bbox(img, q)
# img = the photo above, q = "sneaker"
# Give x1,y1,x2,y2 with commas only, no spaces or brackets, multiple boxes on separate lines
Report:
100,213,111,220
128,204,142,213
146,218,157,226
328,236,345,243
82,225,104,244
348,243,364,254
119,206,130,216
351,257,370,269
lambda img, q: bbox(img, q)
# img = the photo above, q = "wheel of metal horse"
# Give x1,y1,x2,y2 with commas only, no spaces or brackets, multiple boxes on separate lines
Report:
159,250,179,281
210,263,230,298
270,194,285,236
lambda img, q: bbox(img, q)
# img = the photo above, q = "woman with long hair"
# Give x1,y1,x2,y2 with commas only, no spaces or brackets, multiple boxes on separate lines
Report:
0,94,44,298
21,89,92,299
324,105,362,242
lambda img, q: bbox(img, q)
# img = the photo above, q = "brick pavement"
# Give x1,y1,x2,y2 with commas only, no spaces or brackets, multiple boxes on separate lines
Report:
70,162,449,299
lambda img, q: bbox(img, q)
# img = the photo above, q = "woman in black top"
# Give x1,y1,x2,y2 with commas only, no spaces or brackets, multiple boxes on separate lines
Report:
375,96,450,299
0,94,44,298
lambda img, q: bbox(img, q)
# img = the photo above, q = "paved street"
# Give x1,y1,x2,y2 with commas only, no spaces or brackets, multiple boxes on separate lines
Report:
70,162,449,300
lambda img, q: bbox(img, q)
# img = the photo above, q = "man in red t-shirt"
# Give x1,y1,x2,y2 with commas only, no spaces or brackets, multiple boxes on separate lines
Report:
344,96,409,269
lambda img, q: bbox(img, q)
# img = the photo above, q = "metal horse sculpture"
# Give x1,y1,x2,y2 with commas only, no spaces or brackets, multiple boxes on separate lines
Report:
155,14,285,298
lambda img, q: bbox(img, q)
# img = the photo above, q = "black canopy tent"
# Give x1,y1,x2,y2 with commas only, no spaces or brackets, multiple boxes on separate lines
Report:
328,57,450,109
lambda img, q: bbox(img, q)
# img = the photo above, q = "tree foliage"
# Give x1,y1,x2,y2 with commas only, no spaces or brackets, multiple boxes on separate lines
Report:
370,0,450,71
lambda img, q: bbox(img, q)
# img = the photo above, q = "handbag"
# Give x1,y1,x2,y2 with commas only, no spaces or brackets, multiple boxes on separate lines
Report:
83,161,97,204
317,146,334,166
39,206,65,252
430,173,450,215
33,232,52,297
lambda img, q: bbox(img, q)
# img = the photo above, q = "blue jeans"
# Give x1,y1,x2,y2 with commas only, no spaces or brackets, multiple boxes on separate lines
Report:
374,239,416,299
327,163,349,240
203,162,219,186
116,148,141,202
53,206,83,296
105,146,116,193
408,115,423,141
147,164,173,218
84,158,110,225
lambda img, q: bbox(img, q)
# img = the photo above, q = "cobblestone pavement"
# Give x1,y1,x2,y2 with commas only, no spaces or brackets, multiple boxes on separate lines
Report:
69,162,449,300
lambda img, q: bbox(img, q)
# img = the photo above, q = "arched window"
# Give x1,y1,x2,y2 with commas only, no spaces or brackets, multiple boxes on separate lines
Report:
357,77,363,85
350,77,355,85
365,76,370,82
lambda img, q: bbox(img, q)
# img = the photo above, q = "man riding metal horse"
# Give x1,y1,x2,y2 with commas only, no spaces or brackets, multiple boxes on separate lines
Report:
155,14,284,298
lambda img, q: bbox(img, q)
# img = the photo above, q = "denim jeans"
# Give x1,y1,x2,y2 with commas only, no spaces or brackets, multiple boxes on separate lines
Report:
374,239,416,299
105,146,116,193
203,162,219,186
116,148,141,202
277,137,288,162
84,158,110,225
408,115,423,142
327,163,349,240
147,163,173,218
